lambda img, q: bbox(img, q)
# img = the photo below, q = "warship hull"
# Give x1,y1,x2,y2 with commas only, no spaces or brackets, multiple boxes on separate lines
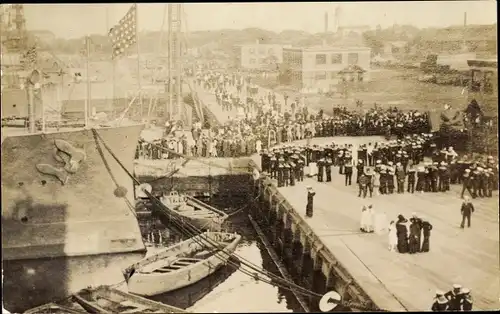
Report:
1,124,147,313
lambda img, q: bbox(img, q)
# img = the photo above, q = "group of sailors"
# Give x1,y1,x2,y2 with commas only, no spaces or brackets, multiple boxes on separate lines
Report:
432,284,473,311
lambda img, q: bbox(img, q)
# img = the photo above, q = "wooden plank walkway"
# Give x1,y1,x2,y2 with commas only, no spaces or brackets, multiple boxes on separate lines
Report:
191,79,240,125
250,137,500,311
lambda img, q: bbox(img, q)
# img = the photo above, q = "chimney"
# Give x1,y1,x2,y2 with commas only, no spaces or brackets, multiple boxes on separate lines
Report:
463,12,467,27
324,12,329,33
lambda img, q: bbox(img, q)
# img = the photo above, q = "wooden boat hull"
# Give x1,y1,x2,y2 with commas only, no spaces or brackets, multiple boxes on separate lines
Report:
23,302,87,314
1,125,147,313
4,252,145,313
159,196,229,232
126,232,242,297
72,285,188,313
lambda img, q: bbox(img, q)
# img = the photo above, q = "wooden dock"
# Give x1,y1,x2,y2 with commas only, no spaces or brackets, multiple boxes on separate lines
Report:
250,138,499,311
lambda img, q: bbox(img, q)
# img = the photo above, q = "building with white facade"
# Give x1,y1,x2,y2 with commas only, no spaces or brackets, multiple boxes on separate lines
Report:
281,45,371,93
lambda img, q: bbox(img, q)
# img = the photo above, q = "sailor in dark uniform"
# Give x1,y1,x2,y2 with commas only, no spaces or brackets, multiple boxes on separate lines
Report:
338,148,344,174
438,162,447,192
461,169,473,199
430,162,439,192
261,150,270,173
387,165,395,194
270,155,277,179
305,186,316,218
277,158,284,188
407,165,416,193
325,156,333,182
445,284,464,311
487,168,494,197
297,159,305,182
289,162,296,186
460,288,473,311
431,290,450,311
344,154,354,186
317,157,325,182
283,163,290,187
356,159,364,184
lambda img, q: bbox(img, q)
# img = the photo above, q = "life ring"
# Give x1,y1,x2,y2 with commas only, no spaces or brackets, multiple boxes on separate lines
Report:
252,168,260,181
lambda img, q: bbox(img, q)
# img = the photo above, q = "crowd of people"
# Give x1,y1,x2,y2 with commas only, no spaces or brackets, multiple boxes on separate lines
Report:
134,65,493,311
259,136,498,197
137,68,437,161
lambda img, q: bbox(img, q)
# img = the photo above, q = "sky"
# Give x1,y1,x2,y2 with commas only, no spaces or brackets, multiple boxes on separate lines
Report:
20,1,498,39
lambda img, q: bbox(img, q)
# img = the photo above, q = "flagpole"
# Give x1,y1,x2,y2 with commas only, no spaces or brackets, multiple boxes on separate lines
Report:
135,3,142,119
85,35,90,127
106,5,116,118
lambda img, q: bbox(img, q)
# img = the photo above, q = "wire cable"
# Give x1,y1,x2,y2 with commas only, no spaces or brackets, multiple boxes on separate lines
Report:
93,129,387,312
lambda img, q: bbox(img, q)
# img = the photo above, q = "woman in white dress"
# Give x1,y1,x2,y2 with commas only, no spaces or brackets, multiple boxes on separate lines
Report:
388,220,398,252
366,205,375,233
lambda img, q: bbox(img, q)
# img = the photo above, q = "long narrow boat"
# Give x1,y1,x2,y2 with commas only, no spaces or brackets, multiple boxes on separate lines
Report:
72,285,188,313
24,302,87,314
159,191,229,231
123,231,242,296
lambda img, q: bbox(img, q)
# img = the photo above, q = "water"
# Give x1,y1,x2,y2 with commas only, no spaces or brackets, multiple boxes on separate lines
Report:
139,197,303,313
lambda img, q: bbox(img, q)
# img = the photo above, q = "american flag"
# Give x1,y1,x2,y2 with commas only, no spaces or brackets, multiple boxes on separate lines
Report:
108,4,137,59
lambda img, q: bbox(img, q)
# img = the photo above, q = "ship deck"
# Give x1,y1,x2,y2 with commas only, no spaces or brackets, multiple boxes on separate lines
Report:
250,136,500,311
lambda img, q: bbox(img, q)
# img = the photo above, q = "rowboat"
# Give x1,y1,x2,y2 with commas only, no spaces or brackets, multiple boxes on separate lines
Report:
123,231,242,296
23,302,87,314
72,285,188,313
159,191,228,231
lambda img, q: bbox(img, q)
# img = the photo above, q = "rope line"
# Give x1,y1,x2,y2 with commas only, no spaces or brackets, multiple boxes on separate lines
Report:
91,128,387,312
92,129,325,298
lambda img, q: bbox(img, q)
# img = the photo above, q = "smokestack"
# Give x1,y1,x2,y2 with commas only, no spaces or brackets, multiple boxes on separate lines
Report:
324,12,329,33
463,12,467,27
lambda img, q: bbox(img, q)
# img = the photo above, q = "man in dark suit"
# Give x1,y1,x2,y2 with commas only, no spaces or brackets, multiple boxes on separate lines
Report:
460,197,474,228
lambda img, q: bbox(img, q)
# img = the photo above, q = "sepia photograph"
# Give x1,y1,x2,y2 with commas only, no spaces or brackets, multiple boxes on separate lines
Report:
1,1,498,313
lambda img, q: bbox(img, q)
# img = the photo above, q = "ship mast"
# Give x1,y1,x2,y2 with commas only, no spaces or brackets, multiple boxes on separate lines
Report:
84,35,90,127
167,3,183,122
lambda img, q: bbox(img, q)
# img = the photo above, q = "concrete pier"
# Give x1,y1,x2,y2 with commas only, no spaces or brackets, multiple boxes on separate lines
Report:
141,79,499,311
248,143,499,311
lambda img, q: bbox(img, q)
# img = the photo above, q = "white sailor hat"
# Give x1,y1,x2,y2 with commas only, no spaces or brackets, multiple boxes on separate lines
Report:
358,159,363,163
376,160,382,164
488,155,494,159
461,288,470,294
477,167,483,171
453,284,462,289
396,162,401,166
435,290,445,296
411,212,417,217
465,169,471,173
388,161,393,165
306,186,312,189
